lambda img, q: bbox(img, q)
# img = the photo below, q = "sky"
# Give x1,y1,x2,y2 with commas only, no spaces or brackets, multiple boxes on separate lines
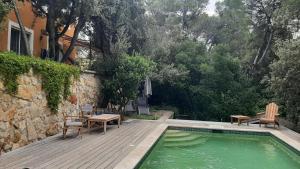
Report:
205,0,223,16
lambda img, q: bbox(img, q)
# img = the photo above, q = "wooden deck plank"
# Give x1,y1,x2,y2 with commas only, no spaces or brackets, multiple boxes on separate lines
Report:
105,125,155,169
43,122,144,169
18,123,137,169
72,123,148,168
0,132,82,165
3,135,85,168
95,125,153,169
85,123,153,168
0,120,157,169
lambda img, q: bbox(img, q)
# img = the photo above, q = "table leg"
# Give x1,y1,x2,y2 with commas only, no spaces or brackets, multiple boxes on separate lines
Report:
231,117,233,124
104,121,107,134
238,119,241,126
88,120,90,132
118,117,120,128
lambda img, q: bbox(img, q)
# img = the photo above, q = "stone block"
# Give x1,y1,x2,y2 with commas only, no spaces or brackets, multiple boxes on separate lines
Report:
18,76,31,84
37,133,46,140
46,123,59,136
3,144,12,152
1,94,12,104
17,86,34,100
0,81,4,89
12,130,21,143
0,122,8,132
7,106,16,122
26,120,37,141
0,107,16,122
30,104,43,119
16,100,29,109
12,143,20,150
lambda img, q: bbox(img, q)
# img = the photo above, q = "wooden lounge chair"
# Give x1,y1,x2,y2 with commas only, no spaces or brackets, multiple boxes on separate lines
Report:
257,102,280,128
63,113,84,139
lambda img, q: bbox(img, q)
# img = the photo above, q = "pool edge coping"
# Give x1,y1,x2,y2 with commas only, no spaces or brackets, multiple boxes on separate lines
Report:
114,124,168,169
113,123,300,169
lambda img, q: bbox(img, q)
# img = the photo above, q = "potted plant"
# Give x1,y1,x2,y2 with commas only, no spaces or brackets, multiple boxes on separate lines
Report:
69,95,77,105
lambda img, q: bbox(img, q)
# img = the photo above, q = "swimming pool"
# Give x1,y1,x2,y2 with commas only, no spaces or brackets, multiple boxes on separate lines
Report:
138,129,300,169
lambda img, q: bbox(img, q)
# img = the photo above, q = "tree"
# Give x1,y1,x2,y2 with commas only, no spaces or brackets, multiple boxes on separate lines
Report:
2,0,31,55
144,0,208,38
270,39,300,127
246,0,282,65
273,0,300,36
11,0,31,55
199,45,260,121
101,54,155,113
31,0,97,62
91,0,147,60
0,0,10,28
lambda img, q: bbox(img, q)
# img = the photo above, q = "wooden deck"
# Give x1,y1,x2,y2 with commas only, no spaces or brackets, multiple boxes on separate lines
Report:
0,120,158,169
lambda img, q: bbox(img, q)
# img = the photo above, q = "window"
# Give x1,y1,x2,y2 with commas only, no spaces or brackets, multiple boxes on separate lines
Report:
7,20,34,55
10,27,32,55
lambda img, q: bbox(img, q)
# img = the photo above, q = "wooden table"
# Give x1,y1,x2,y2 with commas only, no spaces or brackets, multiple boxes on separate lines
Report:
87,114,121,134
230,115,250,126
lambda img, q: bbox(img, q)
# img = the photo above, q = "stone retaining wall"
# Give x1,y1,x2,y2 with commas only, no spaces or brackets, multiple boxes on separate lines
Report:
0,70,100,154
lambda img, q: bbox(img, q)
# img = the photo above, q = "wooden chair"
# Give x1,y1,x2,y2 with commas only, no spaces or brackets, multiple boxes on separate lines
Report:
257,102,280,128
81,104,95,117
63,113,84,139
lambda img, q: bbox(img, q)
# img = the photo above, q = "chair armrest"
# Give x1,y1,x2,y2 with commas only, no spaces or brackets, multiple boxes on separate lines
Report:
256,112,265,118
64,115,85,118
63,116,85,122
256,112,265,115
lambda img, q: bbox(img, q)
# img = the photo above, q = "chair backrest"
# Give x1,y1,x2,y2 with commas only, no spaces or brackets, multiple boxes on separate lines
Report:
265,102,278,120
81,104,94,116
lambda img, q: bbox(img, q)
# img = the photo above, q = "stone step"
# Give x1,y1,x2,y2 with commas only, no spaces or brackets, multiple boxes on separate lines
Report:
164,130,192,138
164,135,201,143
163,138,207,148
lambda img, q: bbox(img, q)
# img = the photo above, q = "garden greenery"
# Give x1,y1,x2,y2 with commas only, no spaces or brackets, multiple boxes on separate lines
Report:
101,54,155,112
0,1,10,28
0,52,80,112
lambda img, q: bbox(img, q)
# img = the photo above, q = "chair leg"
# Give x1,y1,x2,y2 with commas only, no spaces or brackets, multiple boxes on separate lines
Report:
259,122,261,127
78,128,82,139
63,128,68,139
78,128,81,136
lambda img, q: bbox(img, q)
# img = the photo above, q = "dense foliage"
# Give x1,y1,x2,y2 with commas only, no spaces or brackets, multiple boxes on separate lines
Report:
2,0,298,127
0,1,10,28
149,42,260,121
270,39,300,125
100,54,155,112
86,0,300,128
0,52,80,112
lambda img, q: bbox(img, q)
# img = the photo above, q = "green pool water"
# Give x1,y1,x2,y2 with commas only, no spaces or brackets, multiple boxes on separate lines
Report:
139,130,300,169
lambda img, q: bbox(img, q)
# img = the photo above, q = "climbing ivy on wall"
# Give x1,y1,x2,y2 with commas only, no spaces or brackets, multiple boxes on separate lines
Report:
0,52,80,112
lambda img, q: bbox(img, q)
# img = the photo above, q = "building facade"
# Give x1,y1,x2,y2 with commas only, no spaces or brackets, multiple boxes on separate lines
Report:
0,1,76,60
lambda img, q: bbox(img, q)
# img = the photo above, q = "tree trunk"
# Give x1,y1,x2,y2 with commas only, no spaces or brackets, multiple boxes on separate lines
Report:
12,0,31,55
258,30,273,64
61,16,86,63
46,1,56,60
182,0,188,31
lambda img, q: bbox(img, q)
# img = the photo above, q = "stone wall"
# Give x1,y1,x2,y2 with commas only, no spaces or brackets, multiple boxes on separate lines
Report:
0,70,100,154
